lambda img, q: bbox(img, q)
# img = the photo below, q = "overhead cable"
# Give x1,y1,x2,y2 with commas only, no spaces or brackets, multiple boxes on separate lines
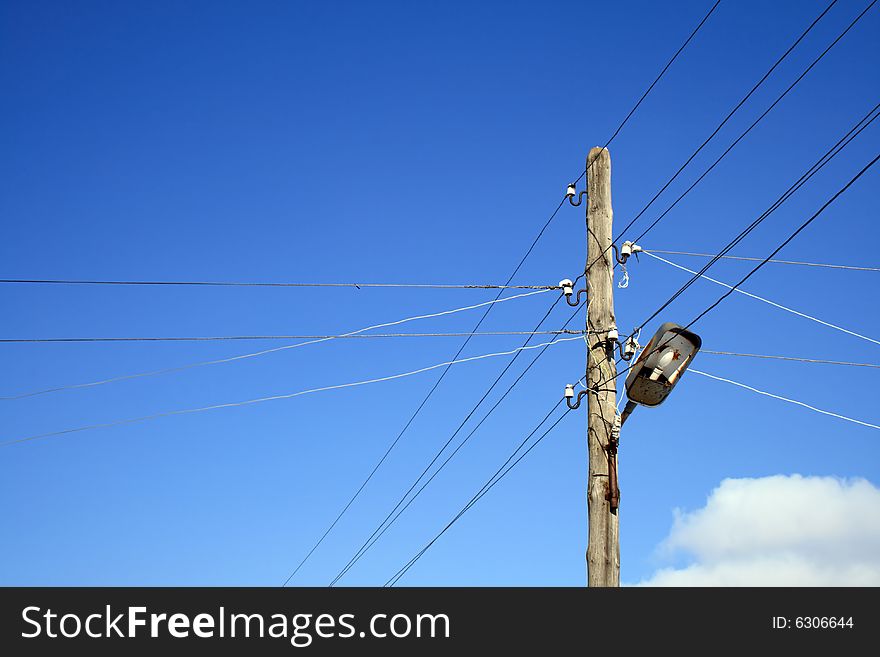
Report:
602,0,845,258
1,288,552,401
690,368,880,431
571,0,723,186
686,153,880,328
0,336,583,448
701,351,880,369
642,249,880,272
0,330,583,344
635,100,880,333
385,401,573,586
326,298,583,586
283,293,573,585
327,301,585,586
643,251,880,346
628,1,876,247
0,279,558,290
597,149,880,394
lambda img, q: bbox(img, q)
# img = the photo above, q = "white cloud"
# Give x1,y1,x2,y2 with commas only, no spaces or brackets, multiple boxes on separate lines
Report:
636,475,880,586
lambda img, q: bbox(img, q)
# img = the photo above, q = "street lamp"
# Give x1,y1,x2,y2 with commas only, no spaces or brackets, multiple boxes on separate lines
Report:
621,322,701,424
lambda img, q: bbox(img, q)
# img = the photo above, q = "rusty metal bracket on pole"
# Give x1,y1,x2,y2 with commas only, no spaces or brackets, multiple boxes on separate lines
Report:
606,414,621,513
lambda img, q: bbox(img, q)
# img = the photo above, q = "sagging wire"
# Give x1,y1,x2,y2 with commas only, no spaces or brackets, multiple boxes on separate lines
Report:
690,368,880,431
2,287,556,402
2,336,585,448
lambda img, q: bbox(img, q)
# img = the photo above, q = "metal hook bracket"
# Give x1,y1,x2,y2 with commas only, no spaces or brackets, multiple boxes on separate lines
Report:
565,287,588,307
566,183,589,207
559,278,587,307
564,384,589,410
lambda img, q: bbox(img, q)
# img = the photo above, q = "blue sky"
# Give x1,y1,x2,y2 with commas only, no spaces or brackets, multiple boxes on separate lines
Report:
1,0,878,586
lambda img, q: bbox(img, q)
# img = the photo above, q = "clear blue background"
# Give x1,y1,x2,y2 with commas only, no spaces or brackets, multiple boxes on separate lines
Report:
0,0,877,586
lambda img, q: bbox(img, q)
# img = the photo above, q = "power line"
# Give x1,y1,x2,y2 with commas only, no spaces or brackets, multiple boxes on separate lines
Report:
0,330,583,344
635,99,880,333
643,251,880,346
276,199,569,579
628,0,876,247
279,281,574,586
600,148,880,395
603,0,844,255
1,288,553,401
701,350,880,369
642,249,880,272
330,300,577,586
687,152,880,327
0,279,558,290
326,301,584,586
571,0,723,186
281,296,581,585
0,336,583,448
690,368,880,431
385,401,573,587
2,0,708,446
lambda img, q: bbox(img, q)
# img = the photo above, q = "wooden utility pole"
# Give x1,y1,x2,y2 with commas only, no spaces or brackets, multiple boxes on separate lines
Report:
585,146,620,587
